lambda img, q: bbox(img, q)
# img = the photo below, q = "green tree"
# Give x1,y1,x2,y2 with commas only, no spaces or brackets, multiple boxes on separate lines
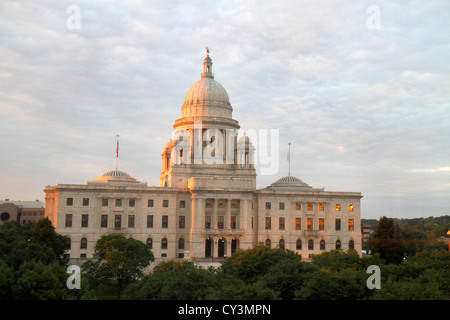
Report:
82,234,154,299
370,216,405,264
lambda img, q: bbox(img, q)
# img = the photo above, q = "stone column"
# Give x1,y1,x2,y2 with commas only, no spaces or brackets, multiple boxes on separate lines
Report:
189,194,204,260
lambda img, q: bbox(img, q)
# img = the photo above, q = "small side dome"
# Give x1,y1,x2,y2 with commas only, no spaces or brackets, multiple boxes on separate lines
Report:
92,169,139,183
274,176,305,184
266,175,313,190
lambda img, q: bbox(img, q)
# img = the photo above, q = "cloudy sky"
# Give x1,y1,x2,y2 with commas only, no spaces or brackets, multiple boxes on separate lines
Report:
1,0,449,219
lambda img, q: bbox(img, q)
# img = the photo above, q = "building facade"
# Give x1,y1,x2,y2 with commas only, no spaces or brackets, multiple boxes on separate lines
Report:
44,52,362,262
0,200,45,225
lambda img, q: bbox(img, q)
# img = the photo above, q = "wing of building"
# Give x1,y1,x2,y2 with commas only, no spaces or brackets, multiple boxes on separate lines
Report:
44,52,362,263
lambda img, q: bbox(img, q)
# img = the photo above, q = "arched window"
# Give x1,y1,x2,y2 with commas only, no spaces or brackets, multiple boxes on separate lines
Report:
336,240,341,250
349,240,354,249
161,238,168,250
308,240,314,250
80,237,87,249
296,239,302,250
265,239,271,247
279,239,285,249
178,238,185,249
320,239,325,250
146,238,153,249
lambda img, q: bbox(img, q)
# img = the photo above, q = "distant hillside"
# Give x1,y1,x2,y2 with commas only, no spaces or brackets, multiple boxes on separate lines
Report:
362,215,450,238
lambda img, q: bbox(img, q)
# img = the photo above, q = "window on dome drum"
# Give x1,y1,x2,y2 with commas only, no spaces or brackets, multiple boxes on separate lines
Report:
279,217,285,230
101,214,108,228
319,203,324,211
129,199,135,207
335,204,341,211
148,199,154,207
179,216,185,229
279,202,285,210
128,215,135,228
307,203,313,211
65,214,72,227
295,218,301,230
348,204,354,212
147,215,153,228
83,198,89,206
115,199,122,207
265,217,271,230
162,215,168,228
81,214,88,228
163,200,169,208
295,202,301,210
102,198,109,207
265,202,271,210
66,198,73,206
348,219,354,231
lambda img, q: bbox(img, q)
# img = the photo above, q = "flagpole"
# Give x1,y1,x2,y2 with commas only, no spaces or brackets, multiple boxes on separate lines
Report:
288,142,291,176
115,134,119,170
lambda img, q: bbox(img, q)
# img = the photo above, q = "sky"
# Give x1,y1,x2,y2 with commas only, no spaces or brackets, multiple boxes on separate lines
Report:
1,0,449,219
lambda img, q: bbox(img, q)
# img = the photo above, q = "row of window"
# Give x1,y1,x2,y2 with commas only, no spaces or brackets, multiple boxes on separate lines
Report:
65,198,187,208
73,237,184,251
265,217,355,231
265,202,354,212
266,239,355,250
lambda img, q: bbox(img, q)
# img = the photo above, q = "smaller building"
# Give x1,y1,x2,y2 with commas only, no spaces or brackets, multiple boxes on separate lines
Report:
0,200,45,225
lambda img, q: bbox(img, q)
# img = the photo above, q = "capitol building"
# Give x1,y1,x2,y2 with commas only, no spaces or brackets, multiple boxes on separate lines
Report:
44,51,362,263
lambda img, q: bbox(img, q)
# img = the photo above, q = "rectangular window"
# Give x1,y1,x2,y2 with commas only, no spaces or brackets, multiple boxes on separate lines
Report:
348,219,354,231
148,199,154,207
81,214,89,228
307,218,313,231
65,214,72,227
101,214,108,228
179,216,185,229
279,217,285,230
162,215,168,228
335,218,341,231
102,198,109,207
114,215,121,229
295,202,301,210
335,204,341,211
205,216,211,229
348,204,354,212
319,218,324,230
307,203,313,211
83,198,89,206
115,199,122,207
319,203,324,211
128,215,135,228
265,217,271,230
295,218,301,230
129,199,136,207
217,216,224,229
66,198,73,206
265,202,271,210
180,200,186,208
279,202,285,210
231,216,236,229
163,200,169,208
147,215,153,228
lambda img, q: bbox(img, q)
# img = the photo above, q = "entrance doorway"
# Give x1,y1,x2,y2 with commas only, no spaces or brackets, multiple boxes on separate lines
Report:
218,237,226,258
205,237,213,258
